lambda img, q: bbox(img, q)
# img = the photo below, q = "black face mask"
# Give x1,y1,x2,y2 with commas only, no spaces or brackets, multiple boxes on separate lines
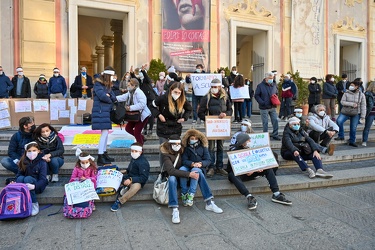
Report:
30,125,36,133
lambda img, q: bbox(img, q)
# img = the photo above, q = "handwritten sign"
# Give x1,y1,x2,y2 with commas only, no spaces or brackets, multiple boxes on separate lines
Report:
0,118,11,129
205,116,231,139
96,169,123,190
248,132,270,148
50,99,66,111
64,179,99,205
227,146,278,176
229,85,250,100
33,100,49,112
72,134,101,145
0,101,9,110
0,109,10,119
14,101,32,113
191,73,221,96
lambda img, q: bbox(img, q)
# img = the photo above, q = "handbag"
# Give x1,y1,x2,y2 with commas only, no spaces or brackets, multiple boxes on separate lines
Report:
294,142,312,155
110,104,126,124
124,111,141,122
270,94,281,105
153,154,179,205
341,93,360,117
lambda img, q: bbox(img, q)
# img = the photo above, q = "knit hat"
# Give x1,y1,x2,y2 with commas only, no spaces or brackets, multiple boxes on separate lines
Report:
167,66,176,73
288,117,300,124
236,133,250,146
159,72,165,77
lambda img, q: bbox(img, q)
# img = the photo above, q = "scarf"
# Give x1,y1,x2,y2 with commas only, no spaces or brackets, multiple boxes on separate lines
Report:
38,131,57,144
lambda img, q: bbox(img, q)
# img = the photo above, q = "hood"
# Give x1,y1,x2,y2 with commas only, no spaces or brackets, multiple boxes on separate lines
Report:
160,141,184,155
181,129,208,148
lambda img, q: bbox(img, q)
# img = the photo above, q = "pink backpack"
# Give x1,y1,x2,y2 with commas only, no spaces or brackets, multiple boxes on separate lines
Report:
0,183,32,220
63,196,94,219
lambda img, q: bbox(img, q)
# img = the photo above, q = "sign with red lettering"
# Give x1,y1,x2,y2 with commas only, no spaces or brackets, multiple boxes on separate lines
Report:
205,116,231,139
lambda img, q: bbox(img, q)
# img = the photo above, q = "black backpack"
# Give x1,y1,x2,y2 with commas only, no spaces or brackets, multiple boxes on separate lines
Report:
110,103,126,125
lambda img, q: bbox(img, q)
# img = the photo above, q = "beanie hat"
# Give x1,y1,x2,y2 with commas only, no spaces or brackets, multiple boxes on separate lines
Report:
168,134,181,144
236,133,250,146
159,72,165,77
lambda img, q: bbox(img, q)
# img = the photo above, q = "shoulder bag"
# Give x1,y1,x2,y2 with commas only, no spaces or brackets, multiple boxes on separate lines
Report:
341,93,360,117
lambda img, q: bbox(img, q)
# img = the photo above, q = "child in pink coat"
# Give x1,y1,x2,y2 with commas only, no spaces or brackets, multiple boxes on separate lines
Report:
69,151,98,187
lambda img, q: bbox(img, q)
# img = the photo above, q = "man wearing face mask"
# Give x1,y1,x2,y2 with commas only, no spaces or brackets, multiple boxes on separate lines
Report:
308,104,338,155
1,117,35,176
198,79,232,177
307,77,321,112
110,143,150,212
185,64,206,123
71,66,93,98
10,67,31,98
0,66,13,98
336,74,348,112
48,67,67,98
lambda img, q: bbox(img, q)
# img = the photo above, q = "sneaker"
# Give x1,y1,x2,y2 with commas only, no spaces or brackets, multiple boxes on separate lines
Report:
362,142,367,147
306,168,316,179
186,193,194,207
233,120,238,124
272,136,281,141
110,200,121,212
272,193,292,205
172,209,180,224
46,175,51,182
247,196,257,210
206,168,215,178
192,120,197,123
51,174,59,183
334,137,344,141
348,142,358,147
217,168,228,176
31,202,39,216
181,193,188,206
327,144,335,156
315,169,333,178
205,201,223,214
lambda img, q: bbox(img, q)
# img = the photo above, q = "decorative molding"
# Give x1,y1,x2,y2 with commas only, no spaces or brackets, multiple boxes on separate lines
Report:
344,0,363,7
332,16,366,37
224,0,276,24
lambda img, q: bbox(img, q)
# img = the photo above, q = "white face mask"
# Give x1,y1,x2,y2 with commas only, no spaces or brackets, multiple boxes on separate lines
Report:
138,72,144,80
232,71,237,75
171,93,180,100
343,79,347,82
80,163,90,169
131,152,141,160
111,76,116,82
26,151,38,161
246,142,252,148
54,73,59,77
240,125,248,132
349,86,355,91
318,111,325,117
0,71,3,75
196,69,202,73
159,76,164,80
310,81,316,84
125,75,130,80
330,77,334,82
18,72,24,76
171,144,181,152
211,88,219,94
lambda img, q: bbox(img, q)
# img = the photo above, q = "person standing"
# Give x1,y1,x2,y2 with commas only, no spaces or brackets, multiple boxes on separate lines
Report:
71,66,93,98
254,72,281,140
336,74,348,112
322,74,338,121
156,72,166,96
279,74,297,120
220,69,229,91
231,74,245,123
33,74,49,99
48,67,67,98
185,64,206,123
0,66,13,98
242,78,254,118
362,81,375,146
307,77,321,112
10,67,31,98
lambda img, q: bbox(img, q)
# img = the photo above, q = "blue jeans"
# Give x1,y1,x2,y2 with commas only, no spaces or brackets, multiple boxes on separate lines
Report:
48,157,64,175
363,114,375,142
281,150,323,171
192,94,201,121
168,176,179,208
16,176,37,202
179,167,214,201
242,100,252,117
1,157,19,174
336,113,360,143
208,140,224,169
260,108,279,137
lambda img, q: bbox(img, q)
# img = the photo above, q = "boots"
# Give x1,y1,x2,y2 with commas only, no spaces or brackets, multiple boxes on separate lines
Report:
97,154,111,166
103,151,115,162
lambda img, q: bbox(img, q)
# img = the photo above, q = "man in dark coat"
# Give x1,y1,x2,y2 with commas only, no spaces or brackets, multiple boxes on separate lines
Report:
10,67,31,98
70,66,93,98
0,66,14,98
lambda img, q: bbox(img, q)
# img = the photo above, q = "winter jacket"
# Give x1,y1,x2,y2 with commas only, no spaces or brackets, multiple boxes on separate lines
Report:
160,142,189,178
8,130,33,160
227,72,237,86
322,82,338,99
122,154,150,187
156,79,166,96
281,125,320,155
198,89,232,121
308,113,339,133
308,83,321,104
0,73,13,98
130,70,155,103
10,76,31,98
69,166,98,188
91,81,117,130
70,74,93,98
185,70,206,95
33,81,49,99
150,94,192,138
340,89,366,119
254,79,278,110
16,154,48,194
116,87,151,122
181,129,211,168
365,91,375,117
48,75,67,96
281,80,296,98
35,133,64,158
336,80,348,102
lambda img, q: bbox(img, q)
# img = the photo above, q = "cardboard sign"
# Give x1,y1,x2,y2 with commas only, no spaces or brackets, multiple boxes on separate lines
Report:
72,134,101,145
248,132,271,148
229,85,250,100
64,179,99,205
96,169,123,190
205,116,231,139
191,73,221,96
227,146,278,176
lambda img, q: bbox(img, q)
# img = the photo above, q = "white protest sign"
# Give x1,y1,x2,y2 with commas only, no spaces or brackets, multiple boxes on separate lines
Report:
205,116,231,139
248,132,270,148
96,169,123,190
191,73,221,96
229,85,250,100
227,146,278,176
64,179,99,205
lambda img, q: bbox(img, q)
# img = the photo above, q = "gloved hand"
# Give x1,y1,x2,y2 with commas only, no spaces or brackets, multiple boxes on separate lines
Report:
360,118,365,124
26,183,35,190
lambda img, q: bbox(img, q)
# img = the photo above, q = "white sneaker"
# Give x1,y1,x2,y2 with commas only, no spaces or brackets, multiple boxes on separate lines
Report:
32,202,39,216
315,169,333,178
362,142,367,147
172,209,180,224
306,168,316,179
205,201,223,214
46,175,51,182
51,174,59,182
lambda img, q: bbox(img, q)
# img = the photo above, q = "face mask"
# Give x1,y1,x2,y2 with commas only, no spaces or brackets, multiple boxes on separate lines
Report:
196,69,202,73
127,86,134,91
80,163,90,169
131,152,141,160
0,71,3,75
41,131,51,138
330,78,334,82
211,88,219,94
246,142,252,148
295,113,302,118
267,79,273,84
171,144,181,152
111,76,116,82
54,73,59,77
189,140,198,145
291,124,300,131
30,125,36,133
232,71,237,75
125,76,130,80
81,72,86,76
221,73,225,77
343,80,347,82
349,86,355,91
159,76,164,80
18,72,24,76
246,81,250,85
241,125,248,132
318,111,325,117
26,151,38,161
310,81,315,84
171,93,180,100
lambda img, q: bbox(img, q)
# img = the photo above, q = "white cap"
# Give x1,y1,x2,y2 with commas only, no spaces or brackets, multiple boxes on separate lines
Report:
167,66,176,73
288,117,300,124
294,108,303,113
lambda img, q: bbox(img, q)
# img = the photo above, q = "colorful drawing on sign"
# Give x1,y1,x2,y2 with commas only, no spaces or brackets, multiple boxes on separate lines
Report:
72,134,101,145
96,169,123,191
248,132,270,148
64,179,99,205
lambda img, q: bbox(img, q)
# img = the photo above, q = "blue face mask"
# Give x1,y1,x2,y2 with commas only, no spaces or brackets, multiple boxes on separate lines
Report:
291,124,300,131
81,72,86,76
190,140,198,145
267,79,273,84
295,113,302,118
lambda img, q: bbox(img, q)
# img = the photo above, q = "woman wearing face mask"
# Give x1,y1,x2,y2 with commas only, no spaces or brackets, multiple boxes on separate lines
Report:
119,72,130,94
335,81,366,147
281,117,333,179
230,119,253,145
322,74,338,121
15,142,48,216
110,143,150,212
116,78,151,145
362,81,375,146
33,123,64,183
307,77,321,112
156,72,166,96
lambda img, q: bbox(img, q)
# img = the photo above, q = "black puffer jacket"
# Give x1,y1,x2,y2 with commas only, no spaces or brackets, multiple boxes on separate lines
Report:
198,89,232,121
281,125,320,155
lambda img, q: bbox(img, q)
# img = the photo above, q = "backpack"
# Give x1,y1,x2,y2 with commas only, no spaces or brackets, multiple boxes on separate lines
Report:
0,183,32,220
63,196,94,219
110,103,126,125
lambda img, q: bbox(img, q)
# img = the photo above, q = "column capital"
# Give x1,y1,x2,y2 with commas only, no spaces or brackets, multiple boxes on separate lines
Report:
95,46,105,55
101,35,114,48
110,19,123,34
91,54,98,62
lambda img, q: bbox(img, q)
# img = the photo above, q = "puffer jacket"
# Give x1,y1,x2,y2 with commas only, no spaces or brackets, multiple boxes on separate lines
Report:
181,129,211,168
308,113,339,133
281,125,320,155
255,79,278,110
35,133,64,158
34,81,49,99
8,130,33,160
322,82,338,99
340,89,366,119
160,142,189,178
198,89,232,121
122,154,150,187
365,91,375,117
116,87,151,122
69,165,98,188
91,81,117,130
308,83,321,104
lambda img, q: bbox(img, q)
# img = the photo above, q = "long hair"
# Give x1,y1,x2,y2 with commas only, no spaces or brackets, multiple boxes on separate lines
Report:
366,81,375,93
233,74,245,88
19,142,40,172
168,82,186,115
75,152,97,170
33,123,58,139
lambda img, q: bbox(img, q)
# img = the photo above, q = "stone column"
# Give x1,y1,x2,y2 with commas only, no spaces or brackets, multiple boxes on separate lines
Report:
110,19,123,76
102,35,114,68
95,46,105,73
91,54,98,74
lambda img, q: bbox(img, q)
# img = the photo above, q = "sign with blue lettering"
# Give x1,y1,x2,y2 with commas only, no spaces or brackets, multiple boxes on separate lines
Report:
191,73,221,96
64,179,99,205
